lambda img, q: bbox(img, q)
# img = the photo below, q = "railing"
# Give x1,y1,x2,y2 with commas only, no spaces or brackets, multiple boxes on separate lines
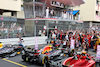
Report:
0,15,16,18
25,12,80,21
0,36,47,46
23,0,33,3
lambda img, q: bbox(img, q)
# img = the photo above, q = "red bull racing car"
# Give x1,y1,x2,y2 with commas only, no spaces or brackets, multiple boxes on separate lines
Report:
21,44,73,65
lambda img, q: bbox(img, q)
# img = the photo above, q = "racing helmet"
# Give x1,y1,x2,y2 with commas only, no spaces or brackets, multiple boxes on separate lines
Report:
50,40,54,44
0,42,3,49
81,50,86,55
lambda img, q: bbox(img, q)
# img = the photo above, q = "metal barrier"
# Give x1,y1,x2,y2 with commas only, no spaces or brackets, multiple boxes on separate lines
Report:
0,36,47,46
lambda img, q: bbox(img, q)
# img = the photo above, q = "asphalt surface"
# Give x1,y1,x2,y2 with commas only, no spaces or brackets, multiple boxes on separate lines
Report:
0,44,100,67
0,44,46,67
1,55,42,67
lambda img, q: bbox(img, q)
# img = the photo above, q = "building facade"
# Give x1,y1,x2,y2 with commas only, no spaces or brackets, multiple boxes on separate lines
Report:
23,0,85,37
0,0,25,39
72,0,100,30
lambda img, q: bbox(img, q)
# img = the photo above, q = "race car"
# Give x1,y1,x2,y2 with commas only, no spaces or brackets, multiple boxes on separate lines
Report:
0,44,14,57
0,44,23,58
21,44,72,65
44,48,74,67
9,44,24,57
62,52,96,67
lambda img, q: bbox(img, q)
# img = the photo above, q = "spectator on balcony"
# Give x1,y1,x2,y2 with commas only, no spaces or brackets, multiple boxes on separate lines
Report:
4,28,8,33
62,11,64,18
19,26,22,33
78,13,80,21
46,7,49,18
63,11,67,19
50,9,54,18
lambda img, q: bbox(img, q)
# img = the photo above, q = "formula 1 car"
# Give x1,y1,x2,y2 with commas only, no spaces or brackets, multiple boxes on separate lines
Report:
21,44,73,65
44,48,74,67
0,44,23,58
9,44,24,57
0,45,14,57
62,52,96,67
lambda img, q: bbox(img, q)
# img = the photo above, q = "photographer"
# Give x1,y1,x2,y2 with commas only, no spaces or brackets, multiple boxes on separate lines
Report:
18,37,24,47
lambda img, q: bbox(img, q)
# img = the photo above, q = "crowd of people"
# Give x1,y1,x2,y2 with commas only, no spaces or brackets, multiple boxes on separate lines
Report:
48,28,100,52
45,7,80,20
0,22,25,38
0,22,23,33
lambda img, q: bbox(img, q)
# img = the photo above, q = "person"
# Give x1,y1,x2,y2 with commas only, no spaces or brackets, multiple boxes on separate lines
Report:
50,9,54,18
62,11,64,18
19,26,22,33
91,33,98,52
95,33,100,50
17,33,19,38
75,40,81,50
56,38,60,45
78,13,80,21
38,30,42,36
22,31,25,37
18,38,24,47
9,34,11,38
0,35,1,39
63,11,67,19
46,7,49,18
51,32,56,40
86,33,91,47
62,39,67,48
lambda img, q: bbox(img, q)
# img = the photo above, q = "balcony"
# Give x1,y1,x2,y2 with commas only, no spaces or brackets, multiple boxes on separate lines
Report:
0,15,17,22
23,0,33,3
0,0,21,11
95,15,100,21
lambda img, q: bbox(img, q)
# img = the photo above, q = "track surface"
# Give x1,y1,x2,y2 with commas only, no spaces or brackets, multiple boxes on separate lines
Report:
0,44,46,67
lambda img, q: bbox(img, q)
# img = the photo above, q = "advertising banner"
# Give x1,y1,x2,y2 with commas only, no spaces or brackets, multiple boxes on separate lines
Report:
97,45,100,59
35,38,38,50
70,39,75,49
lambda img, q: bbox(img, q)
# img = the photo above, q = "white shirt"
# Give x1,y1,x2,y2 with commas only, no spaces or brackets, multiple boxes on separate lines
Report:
52,34,56,39
65,35,69,41
63,41,66,45
92,27,95,30
62,12,64,18
63,13,67,19
78,14,80,20
50,10,54,15
46,9,49,18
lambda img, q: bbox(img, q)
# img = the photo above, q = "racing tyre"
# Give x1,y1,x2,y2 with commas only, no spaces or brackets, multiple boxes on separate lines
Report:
38,54,49,65
22,55,26,61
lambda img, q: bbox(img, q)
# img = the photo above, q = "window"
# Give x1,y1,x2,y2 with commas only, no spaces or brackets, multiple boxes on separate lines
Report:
21,6,24,11
97,0,99,5
96,11,99,16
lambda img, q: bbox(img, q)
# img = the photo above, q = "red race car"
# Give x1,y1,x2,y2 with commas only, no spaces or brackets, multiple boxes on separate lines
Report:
62,52,96,67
